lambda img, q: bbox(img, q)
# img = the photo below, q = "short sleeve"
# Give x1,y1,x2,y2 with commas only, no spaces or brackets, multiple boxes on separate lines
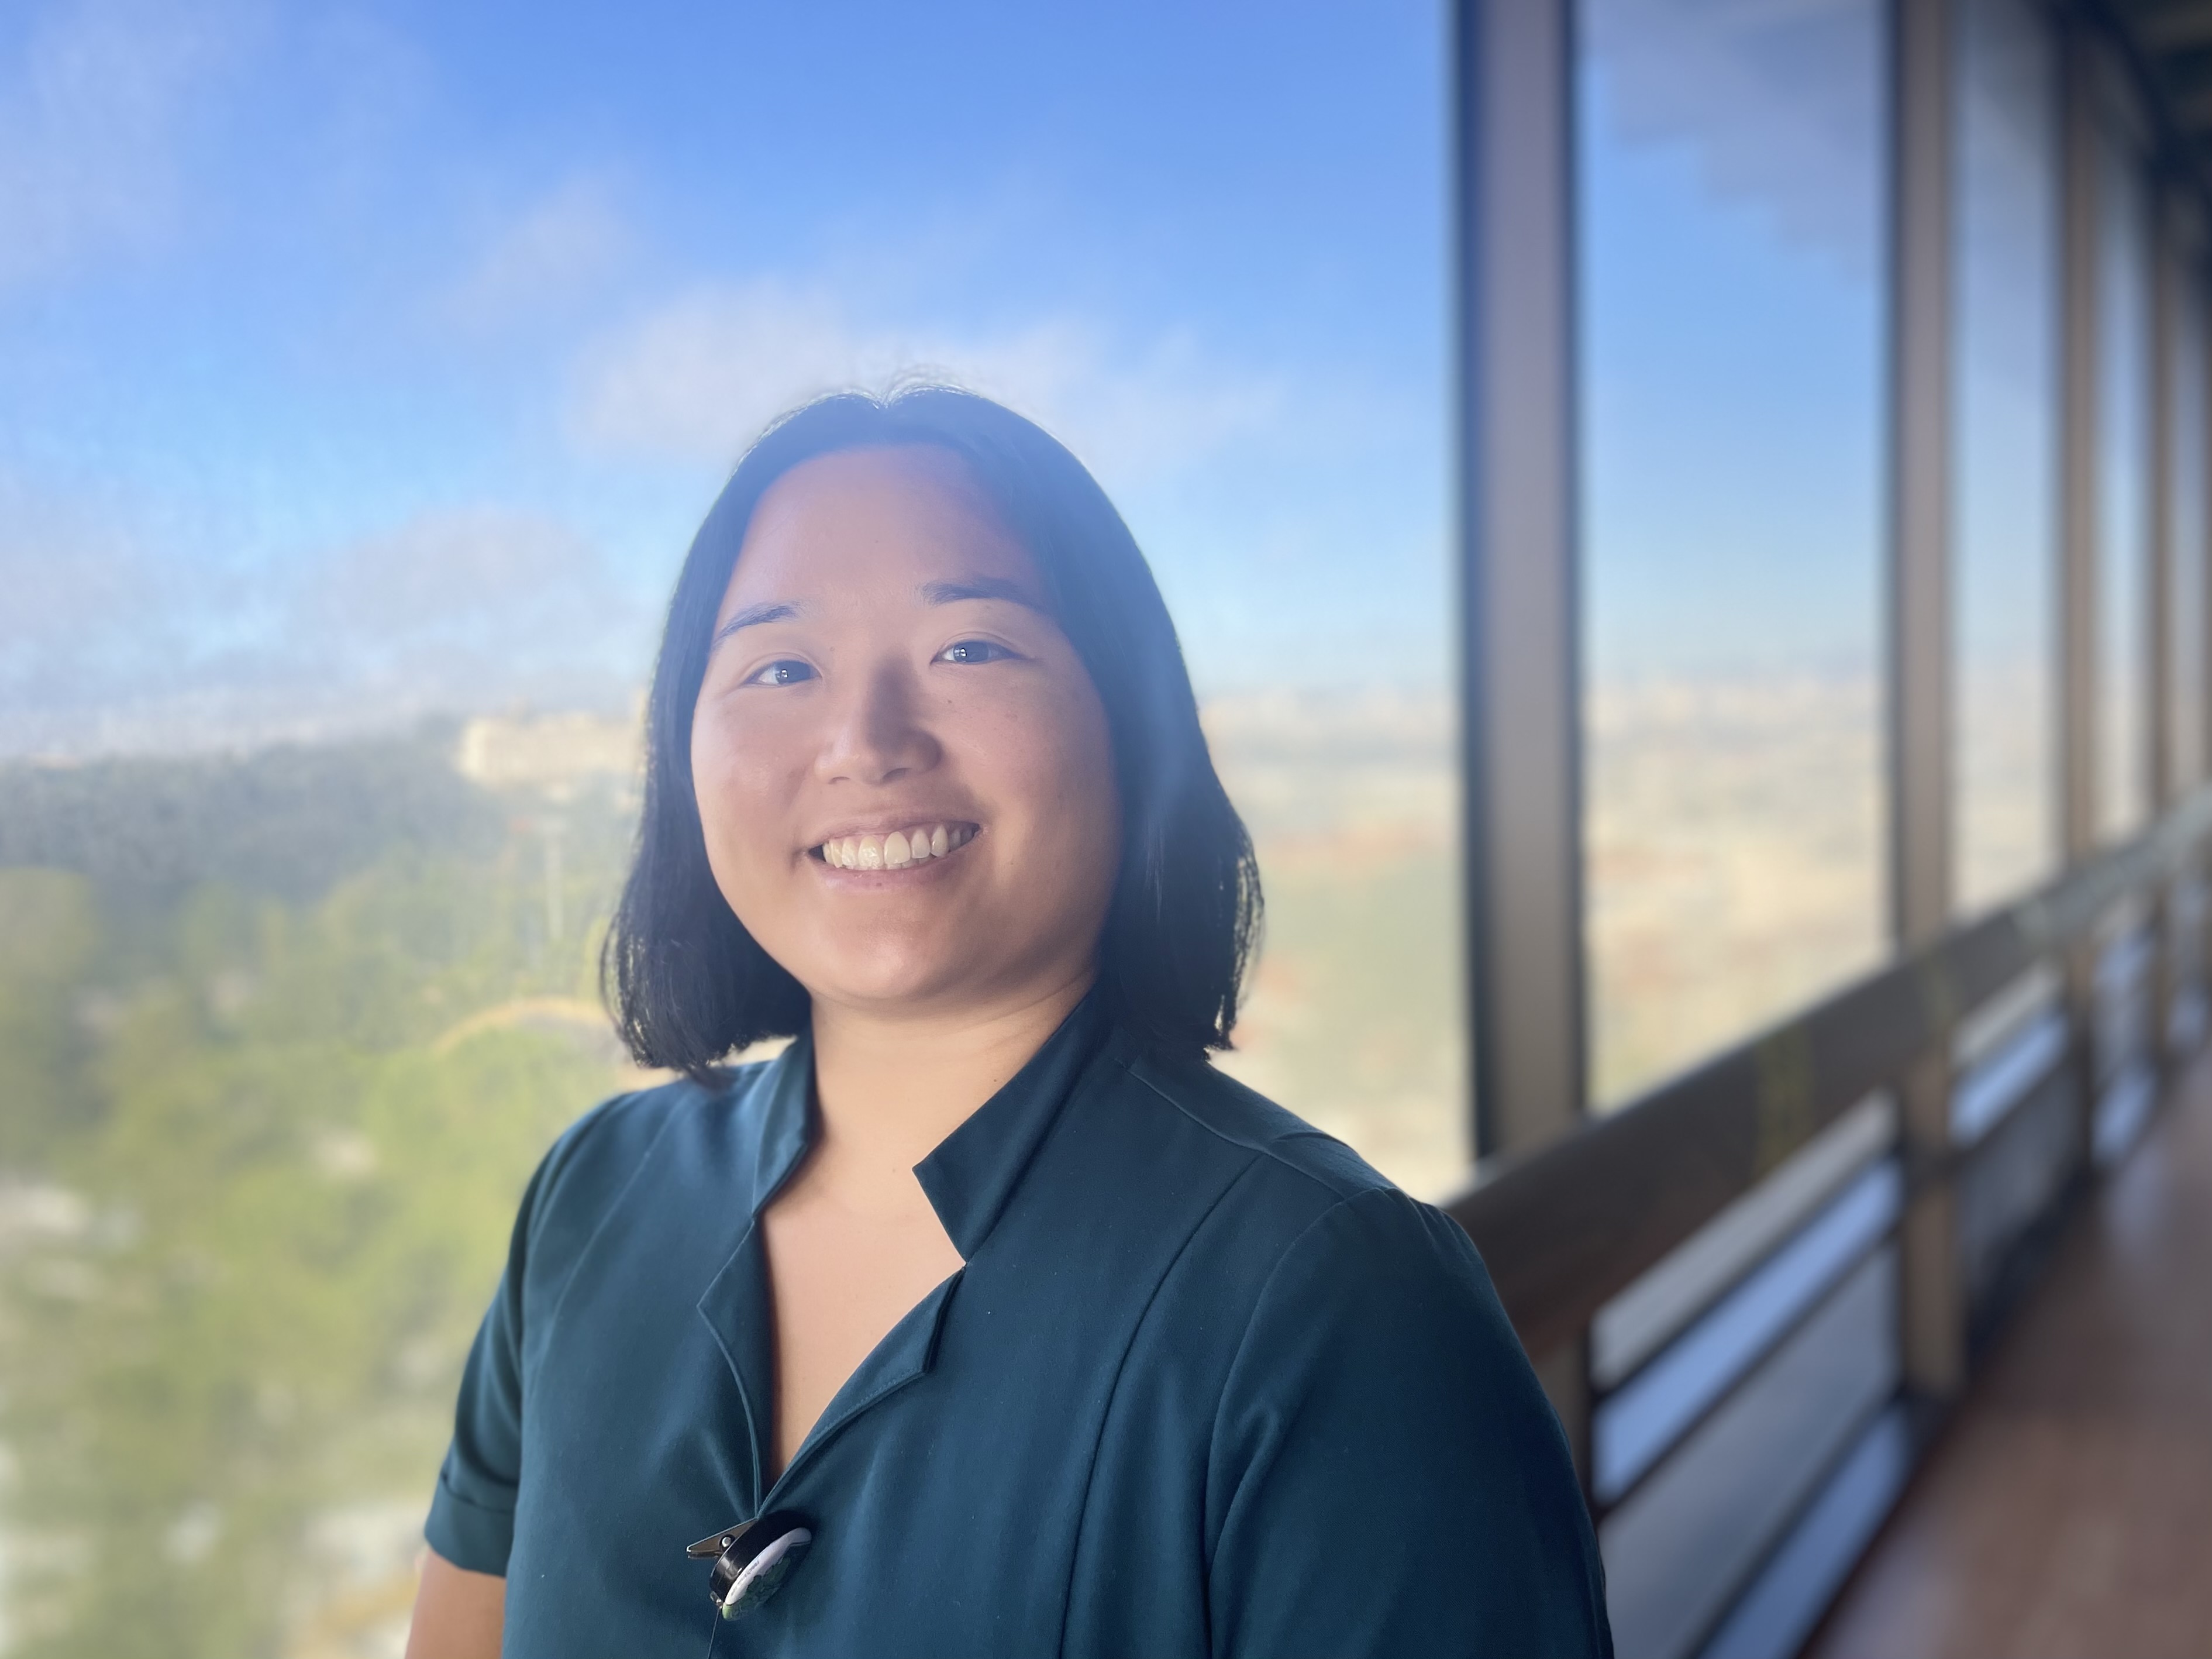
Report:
1205,1186,1613,1658
423,1204,532,1573
422,1101,618,1577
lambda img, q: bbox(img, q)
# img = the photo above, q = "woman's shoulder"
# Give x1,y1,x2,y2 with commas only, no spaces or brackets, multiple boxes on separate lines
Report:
1101,1042,1497,1312
512,1058,786,1252
1112,1042,1398,1213
1135,1075,1604,1654
1110,1049,1573,1515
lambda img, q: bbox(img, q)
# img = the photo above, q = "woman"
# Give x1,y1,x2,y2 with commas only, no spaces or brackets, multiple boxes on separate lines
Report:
405,388,1610,1657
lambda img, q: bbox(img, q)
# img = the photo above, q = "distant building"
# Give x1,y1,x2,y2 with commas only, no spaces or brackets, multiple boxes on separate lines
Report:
454,702,643,795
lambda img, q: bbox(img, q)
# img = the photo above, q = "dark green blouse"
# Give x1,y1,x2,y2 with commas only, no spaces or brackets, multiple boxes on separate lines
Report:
425,996,1611,1657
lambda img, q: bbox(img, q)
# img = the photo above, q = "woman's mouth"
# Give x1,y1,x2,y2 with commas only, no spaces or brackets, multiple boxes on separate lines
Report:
811,822,977,870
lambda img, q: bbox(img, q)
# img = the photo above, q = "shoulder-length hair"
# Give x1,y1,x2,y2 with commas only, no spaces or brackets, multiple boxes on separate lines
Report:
603,385,1262,1079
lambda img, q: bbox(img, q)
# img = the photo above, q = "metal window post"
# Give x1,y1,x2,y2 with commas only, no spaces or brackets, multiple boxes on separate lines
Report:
1455,0,1589,1466
1890,0,1963,1403
2194,255,2212,986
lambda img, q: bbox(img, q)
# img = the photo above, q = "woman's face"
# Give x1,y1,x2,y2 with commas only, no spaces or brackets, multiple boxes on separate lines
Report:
692,445,1121,1022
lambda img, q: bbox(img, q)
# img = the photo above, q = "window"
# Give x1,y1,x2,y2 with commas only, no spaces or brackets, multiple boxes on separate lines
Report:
1579,0,1889,1105
2097,105,2155,842
0,4,1458,1650
1952,0,2061,915
2167,252,2208,798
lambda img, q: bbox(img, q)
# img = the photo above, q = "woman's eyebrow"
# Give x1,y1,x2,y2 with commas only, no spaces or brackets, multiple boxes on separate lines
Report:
920,576,1046,613
710,600,801,649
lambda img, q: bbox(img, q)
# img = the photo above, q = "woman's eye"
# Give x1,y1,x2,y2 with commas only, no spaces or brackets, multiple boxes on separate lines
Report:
937,639,1016,665
743,659,817,687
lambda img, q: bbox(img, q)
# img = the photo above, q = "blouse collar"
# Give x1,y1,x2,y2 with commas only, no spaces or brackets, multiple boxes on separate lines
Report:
744,986,1117,1261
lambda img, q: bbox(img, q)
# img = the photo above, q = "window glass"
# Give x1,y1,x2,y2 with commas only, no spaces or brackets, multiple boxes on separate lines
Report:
0,3,1457,1650
2097,118,2154,842
1951,0,2060,915
1579,0,1888,1106
2168,258,2208,797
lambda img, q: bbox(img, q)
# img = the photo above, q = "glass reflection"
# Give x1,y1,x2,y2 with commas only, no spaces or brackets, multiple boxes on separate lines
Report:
1579,0,1887,1105
2097,118,2154,842
2168,264,2208,796
1952,0,2060,915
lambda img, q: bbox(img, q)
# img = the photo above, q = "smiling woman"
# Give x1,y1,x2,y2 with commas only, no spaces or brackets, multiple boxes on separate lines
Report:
608,394,1257,1079
403,388,1607,1658
688,441,1139,1061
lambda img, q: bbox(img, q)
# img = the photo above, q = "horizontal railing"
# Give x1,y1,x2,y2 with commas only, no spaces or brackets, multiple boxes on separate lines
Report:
1445,783,2212,1659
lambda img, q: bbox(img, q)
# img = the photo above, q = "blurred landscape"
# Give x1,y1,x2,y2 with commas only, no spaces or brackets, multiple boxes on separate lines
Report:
0,665,2060,1653
0,628,2091,1637
1586,667,2053,1107
1202,687,1465,1198
0,724,642,1658
1584,674,1885,1106
0,688,1464,1658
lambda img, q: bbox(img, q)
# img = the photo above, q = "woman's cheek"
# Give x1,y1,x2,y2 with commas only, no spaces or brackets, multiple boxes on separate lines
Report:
975,670,1101,777
698,695,780,789
692,718,775,879
1039,684,1115,805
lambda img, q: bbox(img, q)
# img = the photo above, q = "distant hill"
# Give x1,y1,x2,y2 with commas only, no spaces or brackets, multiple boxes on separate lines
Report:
0,724,501,906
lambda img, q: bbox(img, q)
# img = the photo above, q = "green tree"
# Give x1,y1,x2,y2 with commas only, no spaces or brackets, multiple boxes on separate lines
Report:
0,747,643,1658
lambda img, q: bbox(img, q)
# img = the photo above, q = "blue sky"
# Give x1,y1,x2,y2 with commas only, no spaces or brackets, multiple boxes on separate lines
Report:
0,0,1450,755
1,0,1924,760
1579,0,1886,687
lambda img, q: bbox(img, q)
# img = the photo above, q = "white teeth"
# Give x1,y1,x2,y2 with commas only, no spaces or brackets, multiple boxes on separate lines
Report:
819,824,971,870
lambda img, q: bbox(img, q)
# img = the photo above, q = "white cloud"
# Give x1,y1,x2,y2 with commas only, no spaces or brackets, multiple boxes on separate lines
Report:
0,481,156,651
308,504,647,684
440,173,637,331
564,278,1286,487
0,493,652,758
1587,0,1880,280
0,0,250,292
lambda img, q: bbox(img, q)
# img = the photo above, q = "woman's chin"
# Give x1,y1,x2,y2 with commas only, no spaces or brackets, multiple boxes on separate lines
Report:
804,958,996,1017
801,951,1063,1022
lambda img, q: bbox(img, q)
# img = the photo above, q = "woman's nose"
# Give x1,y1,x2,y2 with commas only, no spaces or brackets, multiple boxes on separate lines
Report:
815,660,942,786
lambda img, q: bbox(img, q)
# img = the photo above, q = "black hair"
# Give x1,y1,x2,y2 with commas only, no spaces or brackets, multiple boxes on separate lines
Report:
602,385,1262,1079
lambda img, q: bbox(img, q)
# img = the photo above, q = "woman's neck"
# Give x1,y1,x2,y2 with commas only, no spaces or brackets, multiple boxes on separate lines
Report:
804,968,1096,1199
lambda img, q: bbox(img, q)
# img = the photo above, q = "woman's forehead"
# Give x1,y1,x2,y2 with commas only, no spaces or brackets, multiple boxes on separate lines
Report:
728,445,1039,603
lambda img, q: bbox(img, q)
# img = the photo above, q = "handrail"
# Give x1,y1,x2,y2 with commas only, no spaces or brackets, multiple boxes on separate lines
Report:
1445,783,2212,1359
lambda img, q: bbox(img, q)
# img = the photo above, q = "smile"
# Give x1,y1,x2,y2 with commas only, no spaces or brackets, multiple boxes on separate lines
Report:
812,822,977,870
